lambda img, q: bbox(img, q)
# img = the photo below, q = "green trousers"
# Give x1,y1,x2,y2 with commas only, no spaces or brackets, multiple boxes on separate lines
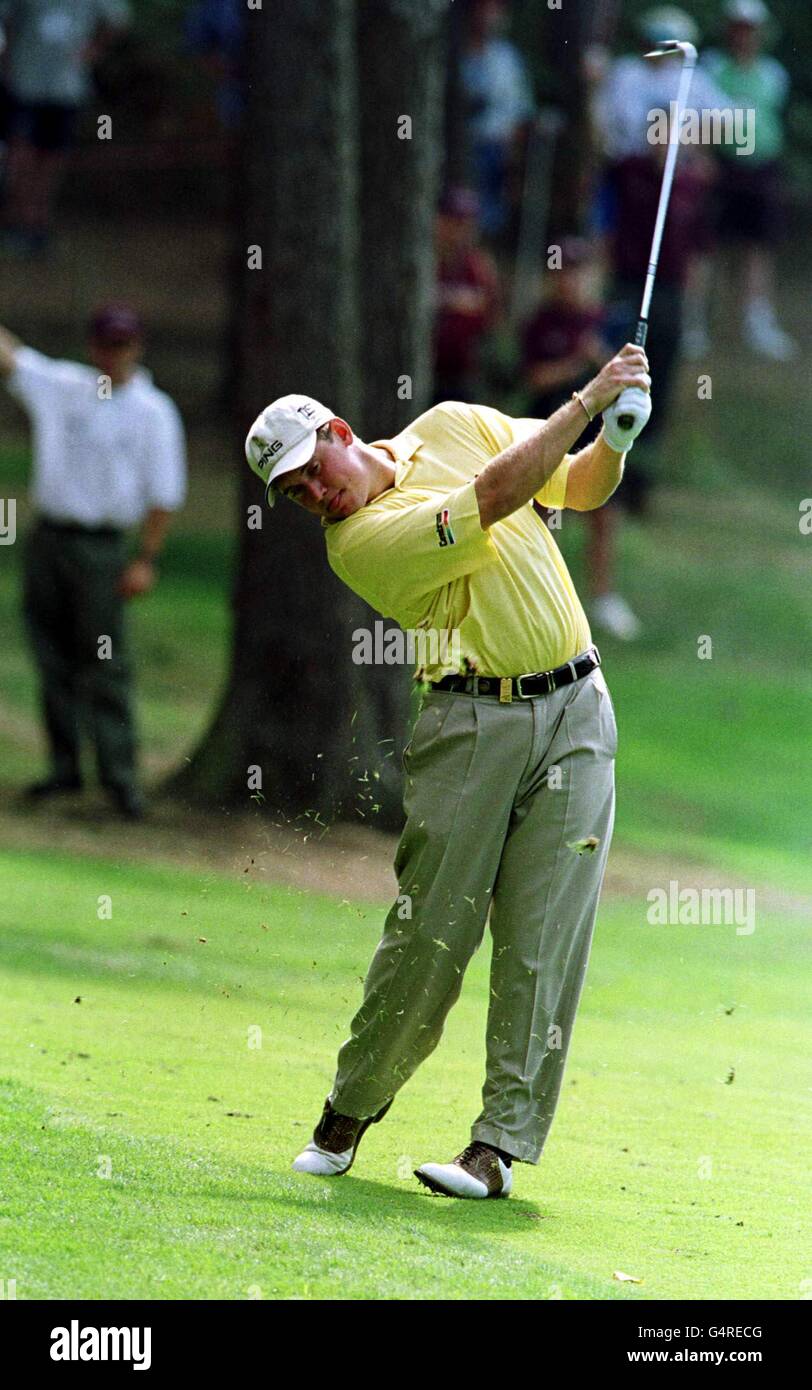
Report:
330,665,617,1164
22,520,138,793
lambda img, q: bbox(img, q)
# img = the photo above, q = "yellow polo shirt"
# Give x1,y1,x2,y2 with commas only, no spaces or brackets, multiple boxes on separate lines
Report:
324,401,592,680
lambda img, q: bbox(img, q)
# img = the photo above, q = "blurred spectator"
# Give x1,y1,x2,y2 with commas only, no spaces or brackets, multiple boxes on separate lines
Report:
595,7,724,164
185,0,245,132
595,7,717,508
432,186,500,405
593,7,724,364
0,0,131,255
460,0,535,241
523,237,605,424
522,236,641,642
0,305,186,819
604,139,715,511
700,0,796,360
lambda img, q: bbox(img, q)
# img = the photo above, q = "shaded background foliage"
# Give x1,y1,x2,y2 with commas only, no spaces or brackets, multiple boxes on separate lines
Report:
89,0,812,196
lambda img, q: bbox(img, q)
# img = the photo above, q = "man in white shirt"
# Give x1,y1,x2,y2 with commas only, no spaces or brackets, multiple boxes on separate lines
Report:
0,304,187,818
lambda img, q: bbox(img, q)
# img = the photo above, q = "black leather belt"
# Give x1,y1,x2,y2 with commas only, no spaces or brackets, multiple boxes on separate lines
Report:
429,646,601,701
38,517,124,540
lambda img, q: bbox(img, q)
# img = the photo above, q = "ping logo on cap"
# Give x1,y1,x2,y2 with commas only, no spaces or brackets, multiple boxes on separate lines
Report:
256,439,284,473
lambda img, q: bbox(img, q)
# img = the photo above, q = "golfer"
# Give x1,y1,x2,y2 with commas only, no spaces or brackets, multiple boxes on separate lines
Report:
246,343,650,1199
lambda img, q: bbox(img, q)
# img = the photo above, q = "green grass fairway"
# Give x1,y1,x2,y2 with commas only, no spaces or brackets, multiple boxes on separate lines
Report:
0,849,808,1300
1,253,810,1300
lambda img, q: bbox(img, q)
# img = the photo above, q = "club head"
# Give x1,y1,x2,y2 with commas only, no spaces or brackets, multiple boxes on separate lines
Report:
644,39,698,65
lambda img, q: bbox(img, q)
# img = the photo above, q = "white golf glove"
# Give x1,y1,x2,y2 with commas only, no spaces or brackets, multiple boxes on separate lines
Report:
602,387,652,453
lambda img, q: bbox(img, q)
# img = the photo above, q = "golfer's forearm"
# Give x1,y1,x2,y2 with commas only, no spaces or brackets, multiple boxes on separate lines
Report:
475,397,592,529
0,326,22,378
138,508,172,561
563,433,626,511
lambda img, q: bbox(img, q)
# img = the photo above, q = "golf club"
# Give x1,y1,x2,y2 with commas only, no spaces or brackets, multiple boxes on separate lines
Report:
608,38,698,434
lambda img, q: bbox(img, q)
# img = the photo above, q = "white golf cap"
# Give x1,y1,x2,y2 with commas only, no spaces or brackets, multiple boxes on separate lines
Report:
724,0,769,24
245,394,335,506
639,6,700,45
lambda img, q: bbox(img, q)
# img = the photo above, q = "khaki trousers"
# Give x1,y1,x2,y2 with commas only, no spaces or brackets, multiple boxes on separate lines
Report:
330,663,617,1163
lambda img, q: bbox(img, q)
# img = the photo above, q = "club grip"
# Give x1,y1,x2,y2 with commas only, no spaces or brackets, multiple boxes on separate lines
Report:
603,387,652,451
617,320,649,426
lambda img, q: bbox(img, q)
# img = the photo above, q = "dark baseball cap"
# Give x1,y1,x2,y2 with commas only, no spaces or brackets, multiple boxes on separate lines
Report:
88,303,144,345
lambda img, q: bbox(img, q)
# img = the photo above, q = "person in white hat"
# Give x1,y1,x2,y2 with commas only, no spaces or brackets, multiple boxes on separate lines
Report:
246,342,653,1199
594,7,725,164
699,0,797,359
593,7,725,368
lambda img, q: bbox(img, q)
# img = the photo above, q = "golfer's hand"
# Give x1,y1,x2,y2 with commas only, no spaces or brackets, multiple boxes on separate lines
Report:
118,559,156,599
582,343,651,416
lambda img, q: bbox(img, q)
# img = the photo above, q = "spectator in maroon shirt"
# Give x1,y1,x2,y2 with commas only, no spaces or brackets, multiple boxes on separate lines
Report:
522,236,642,641
432,186,501,405
523,236,607,429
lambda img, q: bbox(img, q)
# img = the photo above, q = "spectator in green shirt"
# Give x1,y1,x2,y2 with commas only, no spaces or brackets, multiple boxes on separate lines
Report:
693,0,797,361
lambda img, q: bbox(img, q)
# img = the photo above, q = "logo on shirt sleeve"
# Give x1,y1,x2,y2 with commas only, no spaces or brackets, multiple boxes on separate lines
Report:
435,507,456,547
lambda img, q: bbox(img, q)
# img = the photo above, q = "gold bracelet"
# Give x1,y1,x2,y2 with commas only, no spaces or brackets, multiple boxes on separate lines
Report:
572,390,593,424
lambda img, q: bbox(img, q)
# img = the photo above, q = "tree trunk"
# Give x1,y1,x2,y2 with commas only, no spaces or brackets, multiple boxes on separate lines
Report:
168,1,450,834
350,0,451,800
442,0,471,189
357,0,450,439
544,0,597,233
168,1,404,830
